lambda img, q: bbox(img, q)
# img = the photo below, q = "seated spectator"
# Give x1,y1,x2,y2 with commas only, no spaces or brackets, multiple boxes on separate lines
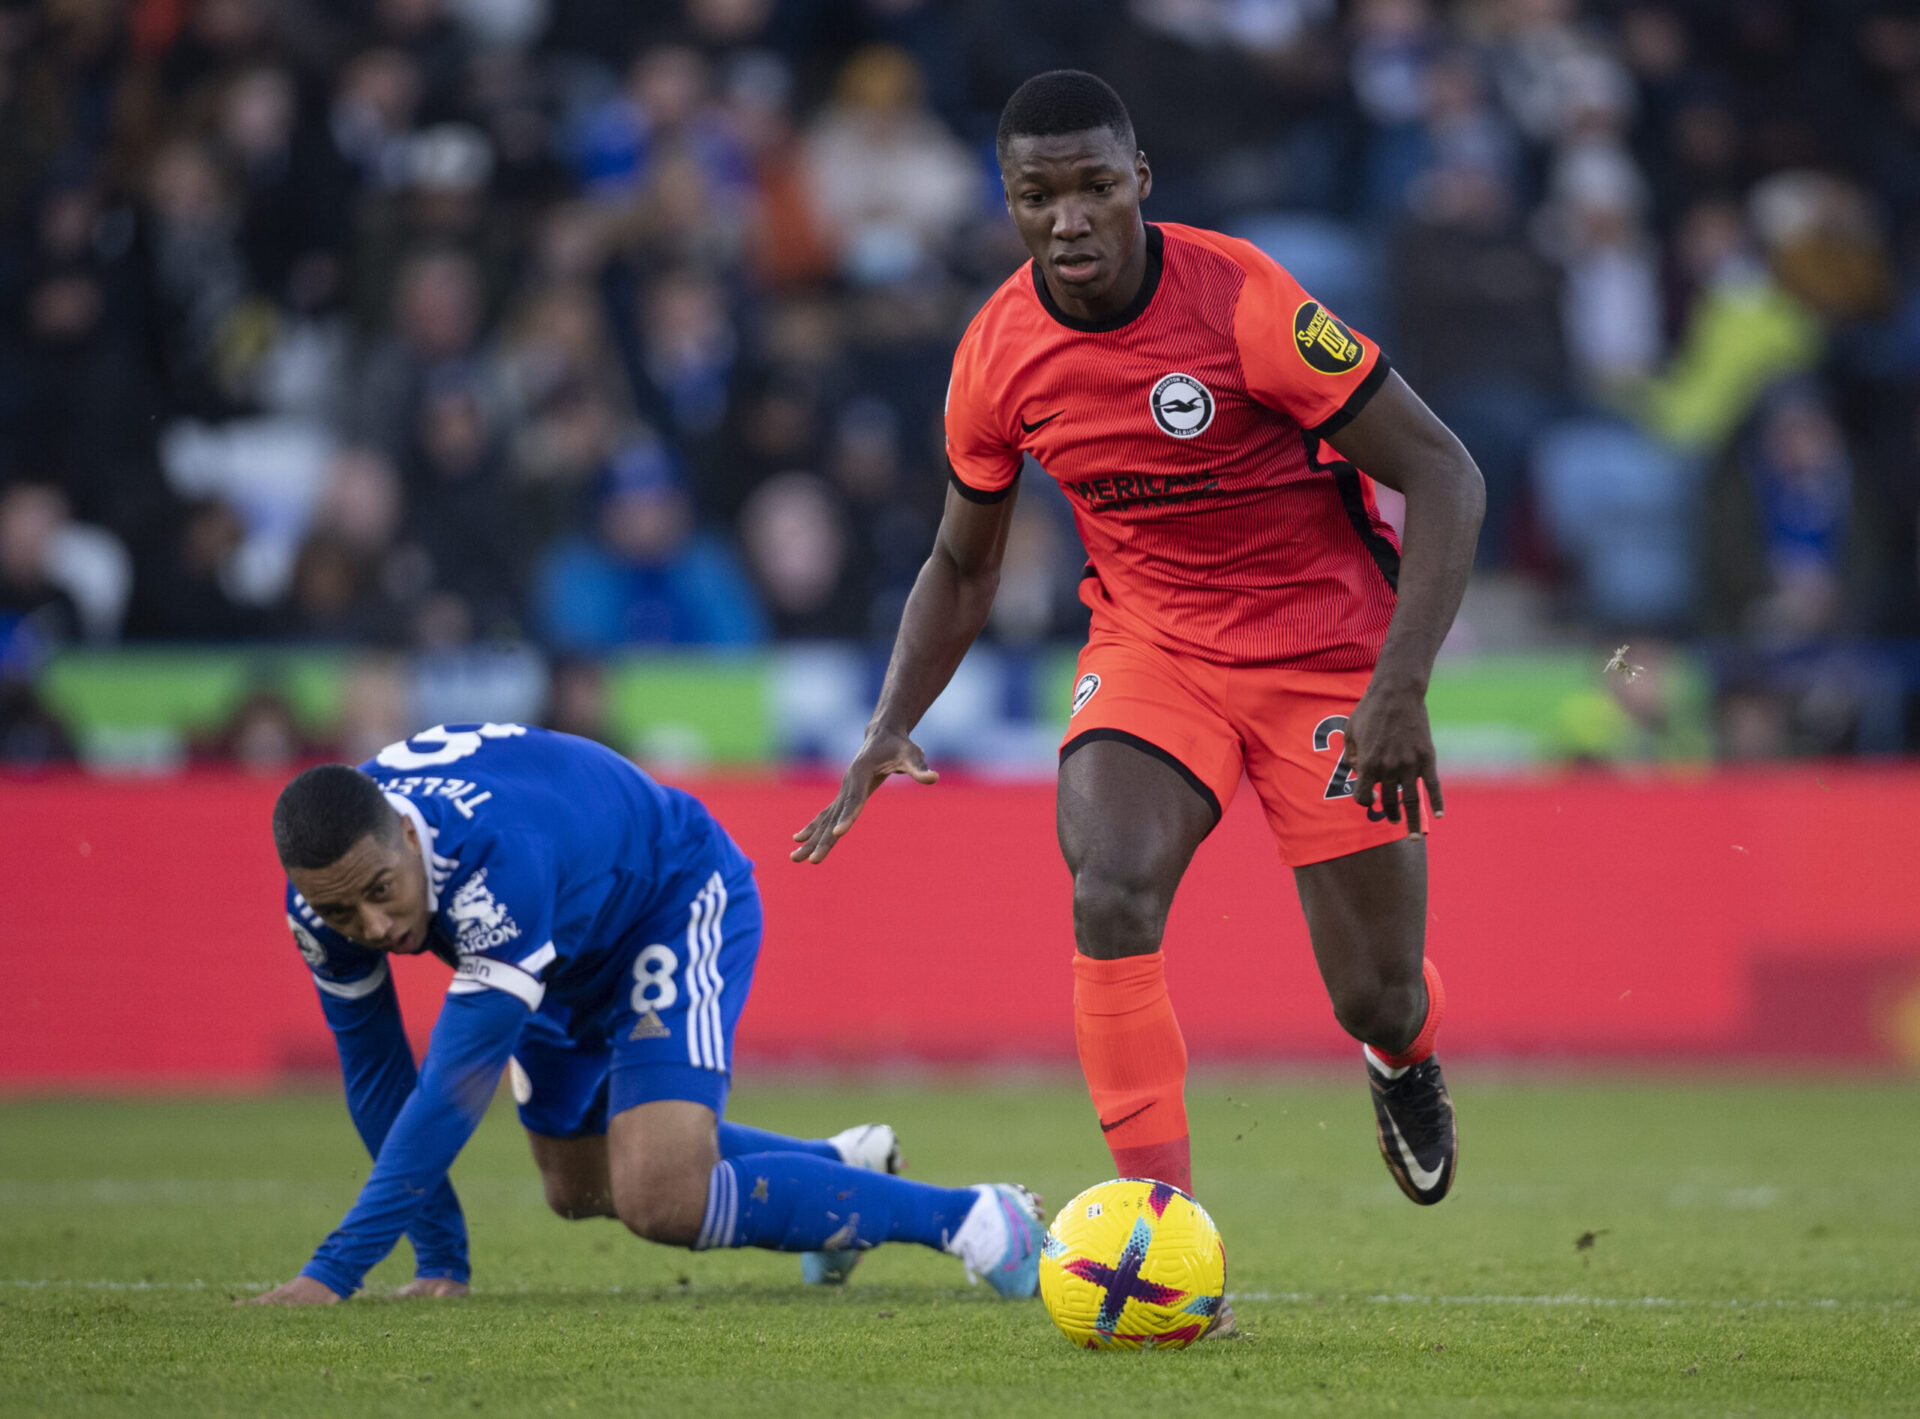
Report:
739,471,864,639
331,652,414,762
1632,196,1823,454
636,267,736,440
143,138,258,417
1363,42,1520,224
194,687,316,772
282,530,407,643
826,396,932,632
1702,382,1858,646
1536,153,1664,394
803,44,979,286
315,446,406,557
327,48,425,194
0,611,75,768
123,496,276,641
402,370,524,637
0,482,131,645
1389,152,1564,566
541,655,616,747
0,484,83,647
496,285,632,543
215,64,353,312
535,434,765,648
571,43,752,204
1532,416,1700,629
722,50,838,291
345,246,492,459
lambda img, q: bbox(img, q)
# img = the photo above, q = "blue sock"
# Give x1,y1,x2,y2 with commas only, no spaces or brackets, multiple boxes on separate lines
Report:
695,1154,979,1254
717,1121,839,1162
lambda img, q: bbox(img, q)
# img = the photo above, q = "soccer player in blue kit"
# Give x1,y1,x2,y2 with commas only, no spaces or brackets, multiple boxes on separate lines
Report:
244,722,1044,1306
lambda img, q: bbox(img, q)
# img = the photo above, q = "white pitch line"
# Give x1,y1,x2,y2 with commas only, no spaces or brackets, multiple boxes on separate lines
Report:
4,1279,1906,1310
1225,1291,1906,1310
3,1279,272,1292
0,1179,544,1206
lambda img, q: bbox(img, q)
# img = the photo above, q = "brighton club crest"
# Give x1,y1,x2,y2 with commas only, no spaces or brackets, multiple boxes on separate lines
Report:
1149,373,1214,439
1071,673,1101,717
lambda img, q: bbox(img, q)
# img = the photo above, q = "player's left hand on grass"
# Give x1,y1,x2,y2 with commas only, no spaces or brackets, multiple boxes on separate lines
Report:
239,1276,345,1306
393,1277,469,1299
1343,681,1443,836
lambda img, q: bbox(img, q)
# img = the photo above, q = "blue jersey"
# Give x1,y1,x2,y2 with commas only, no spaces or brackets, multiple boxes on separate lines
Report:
283,724,753,1296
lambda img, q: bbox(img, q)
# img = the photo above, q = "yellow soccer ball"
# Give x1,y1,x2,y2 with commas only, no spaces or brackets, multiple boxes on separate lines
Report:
1038,1178,1227,1349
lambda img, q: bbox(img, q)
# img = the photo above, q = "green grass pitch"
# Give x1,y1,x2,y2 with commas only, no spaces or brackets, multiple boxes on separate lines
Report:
3,1075,1917,1417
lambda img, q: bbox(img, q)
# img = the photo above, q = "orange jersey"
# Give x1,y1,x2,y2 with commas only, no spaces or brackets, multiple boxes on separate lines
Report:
945,222,1401,670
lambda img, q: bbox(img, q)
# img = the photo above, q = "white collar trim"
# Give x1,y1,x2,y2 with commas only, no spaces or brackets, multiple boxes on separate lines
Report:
384,791,442,913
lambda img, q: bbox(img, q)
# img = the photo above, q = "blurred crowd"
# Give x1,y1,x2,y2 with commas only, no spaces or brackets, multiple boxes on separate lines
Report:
2,0,1919,762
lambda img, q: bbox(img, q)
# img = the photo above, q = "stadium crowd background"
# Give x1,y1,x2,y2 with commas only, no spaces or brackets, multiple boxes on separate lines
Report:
2,0,1918,769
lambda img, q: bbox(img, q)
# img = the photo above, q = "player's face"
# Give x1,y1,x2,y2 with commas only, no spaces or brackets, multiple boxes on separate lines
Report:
1001,128,1153,320
287,817,433,955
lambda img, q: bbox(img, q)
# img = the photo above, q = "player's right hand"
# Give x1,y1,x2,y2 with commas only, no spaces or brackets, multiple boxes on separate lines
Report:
790,727,937,864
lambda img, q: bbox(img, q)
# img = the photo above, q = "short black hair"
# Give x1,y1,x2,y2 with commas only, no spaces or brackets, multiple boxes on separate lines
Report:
273,763,398,870
996,70,1136,165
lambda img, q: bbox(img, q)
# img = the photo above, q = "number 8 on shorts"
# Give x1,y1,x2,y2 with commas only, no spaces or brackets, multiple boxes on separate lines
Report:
631,944,679,1014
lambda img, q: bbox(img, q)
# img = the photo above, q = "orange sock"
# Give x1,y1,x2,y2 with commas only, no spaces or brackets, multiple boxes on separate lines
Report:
1369,958,1447,1069
1073,952,1192,1195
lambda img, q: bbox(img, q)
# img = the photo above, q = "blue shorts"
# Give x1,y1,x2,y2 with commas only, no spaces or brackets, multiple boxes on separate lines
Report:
510,866,761,1138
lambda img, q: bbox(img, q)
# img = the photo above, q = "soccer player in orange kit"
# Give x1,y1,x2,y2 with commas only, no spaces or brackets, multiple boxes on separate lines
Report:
795,71,1484,1228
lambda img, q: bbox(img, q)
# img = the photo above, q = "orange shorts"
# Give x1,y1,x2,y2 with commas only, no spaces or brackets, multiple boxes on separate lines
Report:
1059,628,1407,867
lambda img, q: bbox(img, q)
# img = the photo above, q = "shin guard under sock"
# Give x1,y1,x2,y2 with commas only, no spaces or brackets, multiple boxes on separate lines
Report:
694,1154,978,1253
1073,952,1192,1195
1367,958,1447,1070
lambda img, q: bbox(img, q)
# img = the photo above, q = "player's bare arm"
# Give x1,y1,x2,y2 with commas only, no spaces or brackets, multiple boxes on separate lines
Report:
791,483,1019,863
1323,372,1486,835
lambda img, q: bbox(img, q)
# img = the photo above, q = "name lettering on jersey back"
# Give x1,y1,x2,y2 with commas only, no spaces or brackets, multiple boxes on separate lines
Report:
447,868,522,954
1062,471,1222,513
382,775,494,818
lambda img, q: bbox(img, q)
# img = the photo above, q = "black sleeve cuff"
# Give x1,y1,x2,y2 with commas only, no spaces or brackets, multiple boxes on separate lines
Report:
1305,353,1392,441
948,467,1018,504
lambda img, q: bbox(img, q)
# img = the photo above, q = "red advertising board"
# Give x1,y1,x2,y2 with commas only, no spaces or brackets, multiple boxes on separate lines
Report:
2,768,1916,1088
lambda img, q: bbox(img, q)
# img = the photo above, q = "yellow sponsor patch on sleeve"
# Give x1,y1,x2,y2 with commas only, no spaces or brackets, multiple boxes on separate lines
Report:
1292,301,1364,374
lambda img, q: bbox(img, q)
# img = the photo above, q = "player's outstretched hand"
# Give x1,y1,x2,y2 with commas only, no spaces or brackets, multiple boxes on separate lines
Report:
394,1277,469,1299
1343,681,1444,837
239,1276,344,1306
791,726,937,864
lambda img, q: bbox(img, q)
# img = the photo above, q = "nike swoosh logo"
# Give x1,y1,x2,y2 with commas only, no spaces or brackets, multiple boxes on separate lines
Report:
1386,1114,1446,1192
1021,411,1064,434
1100,1103,1153,1134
